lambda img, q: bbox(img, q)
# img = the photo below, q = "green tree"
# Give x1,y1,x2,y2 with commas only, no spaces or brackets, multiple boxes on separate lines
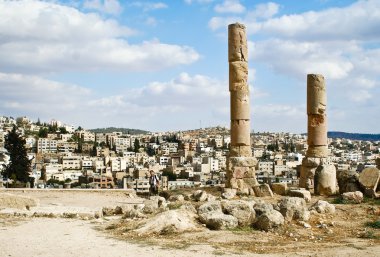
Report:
134,138,140,153
3,126,31,183
38,127,48,138
59,127,68,134
162,169,177,181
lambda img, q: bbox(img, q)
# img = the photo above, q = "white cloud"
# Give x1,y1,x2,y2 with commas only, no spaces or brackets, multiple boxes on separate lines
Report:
83,0,122,15
214,0,245,14
0,71,269,131
0,72,91,118
130,2,168,11
0,1,199,74
184,0,214,4
250,39,354,80
246,2,279,20
252,0,380,41
145,17,158,26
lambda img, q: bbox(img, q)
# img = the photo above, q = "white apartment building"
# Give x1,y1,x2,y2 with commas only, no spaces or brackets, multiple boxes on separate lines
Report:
25,137,36,150
159,156,170,165
61,155,81,170
60,134,72,142
342,151,362,162
44,164,63,179
95,133,107,144
258,161,274,174
274,164,288,176
37,138,57,153
110,157,127,172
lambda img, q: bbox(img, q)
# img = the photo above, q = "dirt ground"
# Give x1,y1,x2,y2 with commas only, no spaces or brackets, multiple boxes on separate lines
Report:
0,188,379,257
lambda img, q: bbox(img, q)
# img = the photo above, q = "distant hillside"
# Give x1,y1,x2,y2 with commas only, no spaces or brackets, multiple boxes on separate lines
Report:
327,131,380,141
89,127,150,135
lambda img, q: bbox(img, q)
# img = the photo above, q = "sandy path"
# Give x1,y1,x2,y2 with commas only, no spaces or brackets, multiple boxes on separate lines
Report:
0,218,248,257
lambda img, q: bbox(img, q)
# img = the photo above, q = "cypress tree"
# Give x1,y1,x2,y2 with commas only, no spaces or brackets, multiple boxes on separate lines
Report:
3,126,31,183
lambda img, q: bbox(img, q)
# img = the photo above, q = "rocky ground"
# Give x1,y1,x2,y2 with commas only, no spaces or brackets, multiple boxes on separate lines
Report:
0,188,379,257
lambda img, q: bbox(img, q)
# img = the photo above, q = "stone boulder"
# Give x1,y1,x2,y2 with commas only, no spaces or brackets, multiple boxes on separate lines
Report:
253,184,273,197
342,191,363,204
222,188,237,200
337,170,360,194
278,197,310,221
134,209,200,235
358,167,380,197
254,209,284,231
193,190,208,202
288,189,311,203
309,200,335,214
271,183,287,195
149,196,167,208
122,208,147,219
198,201,238,230
315,164,338,196
143,200,159,214
221,200,255,226
252,201,273,216
168,194,185,202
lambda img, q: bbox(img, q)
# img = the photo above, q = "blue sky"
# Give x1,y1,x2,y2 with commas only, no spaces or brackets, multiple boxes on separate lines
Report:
1,0,379,133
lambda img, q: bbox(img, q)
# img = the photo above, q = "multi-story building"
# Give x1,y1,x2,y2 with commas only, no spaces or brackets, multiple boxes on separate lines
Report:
37,138,57,153
61,155,81,170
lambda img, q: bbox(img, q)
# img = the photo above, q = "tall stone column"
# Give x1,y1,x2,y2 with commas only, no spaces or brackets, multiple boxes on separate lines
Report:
306,74,328,158
225,23,259,196
300,74,337,195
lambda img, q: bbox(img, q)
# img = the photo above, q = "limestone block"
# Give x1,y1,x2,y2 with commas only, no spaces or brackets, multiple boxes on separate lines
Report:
228,23,248,62
229,157,257,167
342,191,363,204
231,91,250,120
229,145,252,157
254,209,284,231
231,166,248,179
278,197,310,221
253,184,273,197
229,61,248,92
309,200,335,214
299,165,316,189
242,177,259,188
307,74,326,115
221,200,256,226
302,157,322,168
315,164,338,196
337,170,360,194
271,182,287,195
231,119,250,146
289,189,311,203
306,146,328,158
229,178,238,189
359,167,380,192
222,188,237,199
308,114,327,146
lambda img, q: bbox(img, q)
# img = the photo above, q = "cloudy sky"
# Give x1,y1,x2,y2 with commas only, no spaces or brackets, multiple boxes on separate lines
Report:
1,0,379,133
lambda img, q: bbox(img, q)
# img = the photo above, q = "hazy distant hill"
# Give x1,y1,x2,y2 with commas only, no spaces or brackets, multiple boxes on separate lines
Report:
89,127,149,135
327,131,380,141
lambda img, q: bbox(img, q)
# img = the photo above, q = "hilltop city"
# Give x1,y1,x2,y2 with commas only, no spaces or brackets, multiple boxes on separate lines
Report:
1,115,379,191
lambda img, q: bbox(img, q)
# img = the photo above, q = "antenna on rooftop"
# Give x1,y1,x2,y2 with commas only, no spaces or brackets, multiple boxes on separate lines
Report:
199,120,202,129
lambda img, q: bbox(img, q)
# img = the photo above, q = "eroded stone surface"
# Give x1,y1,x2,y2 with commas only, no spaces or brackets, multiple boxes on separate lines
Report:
359,167,380,191
315,164,338,196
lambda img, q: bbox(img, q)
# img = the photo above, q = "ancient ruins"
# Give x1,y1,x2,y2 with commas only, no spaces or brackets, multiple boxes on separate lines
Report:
225,23,266,196
299,74,337,195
